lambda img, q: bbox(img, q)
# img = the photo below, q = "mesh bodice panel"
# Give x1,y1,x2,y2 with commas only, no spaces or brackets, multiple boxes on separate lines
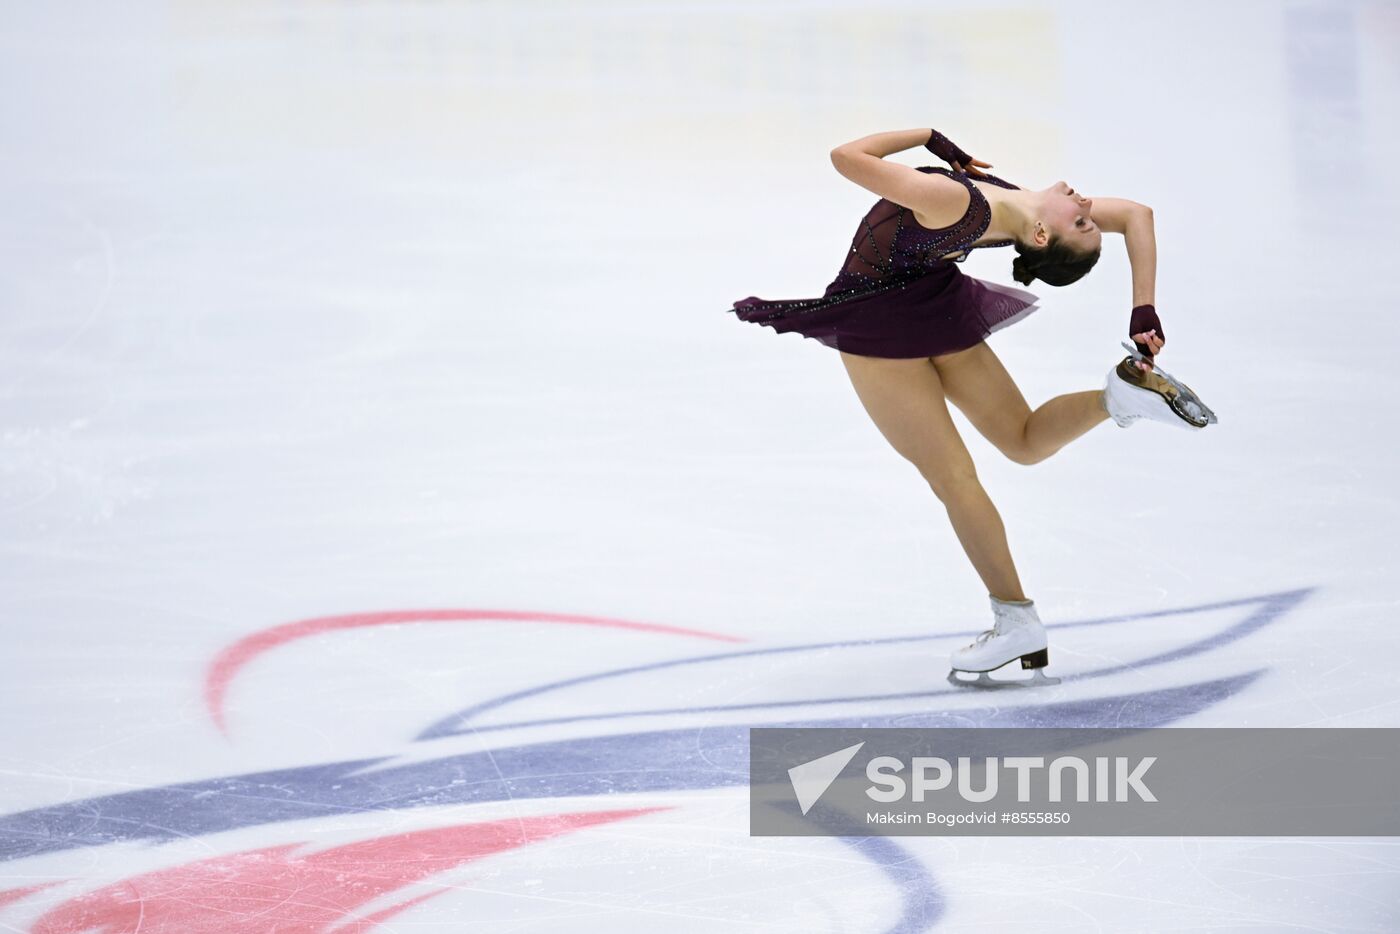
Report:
827,166,1020,295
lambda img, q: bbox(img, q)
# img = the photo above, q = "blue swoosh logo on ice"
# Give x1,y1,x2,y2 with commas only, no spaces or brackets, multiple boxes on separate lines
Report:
0,671,1263,865
419,588,1311,738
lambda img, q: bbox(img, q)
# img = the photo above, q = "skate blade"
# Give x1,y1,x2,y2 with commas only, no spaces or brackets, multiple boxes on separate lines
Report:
1117,343,1219,429
946,668,1062,689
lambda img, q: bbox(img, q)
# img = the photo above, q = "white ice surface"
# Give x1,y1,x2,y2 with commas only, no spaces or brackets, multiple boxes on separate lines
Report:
2,1,1399,931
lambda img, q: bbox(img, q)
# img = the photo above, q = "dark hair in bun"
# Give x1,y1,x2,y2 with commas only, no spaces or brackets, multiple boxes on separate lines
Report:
1011,236,1101,287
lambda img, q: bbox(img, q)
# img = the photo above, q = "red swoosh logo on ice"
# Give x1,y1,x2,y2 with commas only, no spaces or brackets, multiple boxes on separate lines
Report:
205,608,746,735
27,808,664,933
0,882,62,910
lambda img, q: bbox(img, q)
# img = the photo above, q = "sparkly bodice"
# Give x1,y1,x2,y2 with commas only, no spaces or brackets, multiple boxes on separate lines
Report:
827,166,1020,295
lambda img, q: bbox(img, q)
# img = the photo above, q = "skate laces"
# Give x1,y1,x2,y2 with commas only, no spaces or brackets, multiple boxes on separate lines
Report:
965,627,998,649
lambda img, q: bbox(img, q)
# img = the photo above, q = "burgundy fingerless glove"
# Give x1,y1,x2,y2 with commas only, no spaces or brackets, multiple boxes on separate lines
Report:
1129,304,1163,357
923,129,974,170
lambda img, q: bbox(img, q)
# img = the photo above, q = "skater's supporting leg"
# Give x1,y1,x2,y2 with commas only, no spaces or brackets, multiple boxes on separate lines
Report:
948,594,1060,687
839,351,1027,602
932,342,1108,465
939,480,1027,602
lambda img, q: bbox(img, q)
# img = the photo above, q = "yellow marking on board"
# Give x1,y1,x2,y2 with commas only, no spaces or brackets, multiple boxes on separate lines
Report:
163,3,1064,164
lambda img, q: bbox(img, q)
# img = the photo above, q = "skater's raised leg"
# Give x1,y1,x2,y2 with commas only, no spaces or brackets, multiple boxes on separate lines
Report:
1025,390,1111,455
932,341,1108,465
1103,339,1218,430
838,350,1027,603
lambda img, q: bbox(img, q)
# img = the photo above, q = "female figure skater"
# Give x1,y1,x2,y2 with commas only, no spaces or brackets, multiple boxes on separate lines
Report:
728,127,1215,687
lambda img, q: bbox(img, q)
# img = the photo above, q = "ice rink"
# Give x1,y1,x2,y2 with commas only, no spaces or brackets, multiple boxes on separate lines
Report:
3,0,1399,930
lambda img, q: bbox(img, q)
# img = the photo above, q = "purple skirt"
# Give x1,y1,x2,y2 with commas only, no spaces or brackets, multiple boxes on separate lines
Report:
729,262,1041,359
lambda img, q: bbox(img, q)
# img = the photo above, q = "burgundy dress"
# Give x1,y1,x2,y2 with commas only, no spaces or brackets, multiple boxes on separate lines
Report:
728,166,1041,359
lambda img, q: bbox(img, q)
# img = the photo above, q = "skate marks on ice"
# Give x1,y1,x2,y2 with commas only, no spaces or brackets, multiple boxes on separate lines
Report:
0,587,1306,867
0,680,1252,934
0,817,947,934
0,589,1304,932
2,810,664,934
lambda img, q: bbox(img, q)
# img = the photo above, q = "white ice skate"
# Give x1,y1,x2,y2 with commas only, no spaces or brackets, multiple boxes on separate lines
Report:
1102,342,1218,430
947,595,1061,688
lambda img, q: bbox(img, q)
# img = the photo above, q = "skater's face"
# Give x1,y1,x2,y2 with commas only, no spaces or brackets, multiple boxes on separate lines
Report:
1041,181,1102,253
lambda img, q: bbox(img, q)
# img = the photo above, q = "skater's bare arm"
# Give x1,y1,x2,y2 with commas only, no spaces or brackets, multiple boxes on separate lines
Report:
1122,207,1156,307
833,128,935,159
830,137,969,220
1090,198,1156,306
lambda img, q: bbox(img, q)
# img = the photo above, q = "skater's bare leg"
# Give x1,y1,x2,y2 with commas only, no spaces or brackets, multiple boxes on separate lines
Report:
839,351,1027,602
942,483,1027,602
933,342,1108,465
1024,390,1110,456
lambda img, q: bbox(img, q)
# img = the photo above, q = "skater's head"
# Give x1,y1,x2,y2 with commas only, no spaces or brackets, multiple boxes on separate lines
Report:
1010,181,1102,287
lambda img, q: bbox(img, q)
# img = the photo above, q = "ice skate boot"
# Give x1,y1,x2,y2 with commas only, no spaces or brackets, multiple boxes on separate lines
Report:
1102,342,1218,430
947,595,1061,688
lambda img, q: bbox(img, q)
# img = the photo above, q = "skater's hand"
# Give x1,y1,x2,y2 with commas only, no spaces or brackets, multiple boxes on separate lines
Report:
924,130,990,177
1128,304,1164,367
1131,330,1164,371
951,157,994,178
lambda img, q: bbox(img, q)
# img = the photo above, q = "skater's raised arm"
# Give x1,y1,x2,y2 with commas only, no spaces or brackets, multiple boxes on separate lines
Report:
830,136,972,220
834,126,995,175
1123,206,1156,308
1092,198,1156,307
832,127,940,159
